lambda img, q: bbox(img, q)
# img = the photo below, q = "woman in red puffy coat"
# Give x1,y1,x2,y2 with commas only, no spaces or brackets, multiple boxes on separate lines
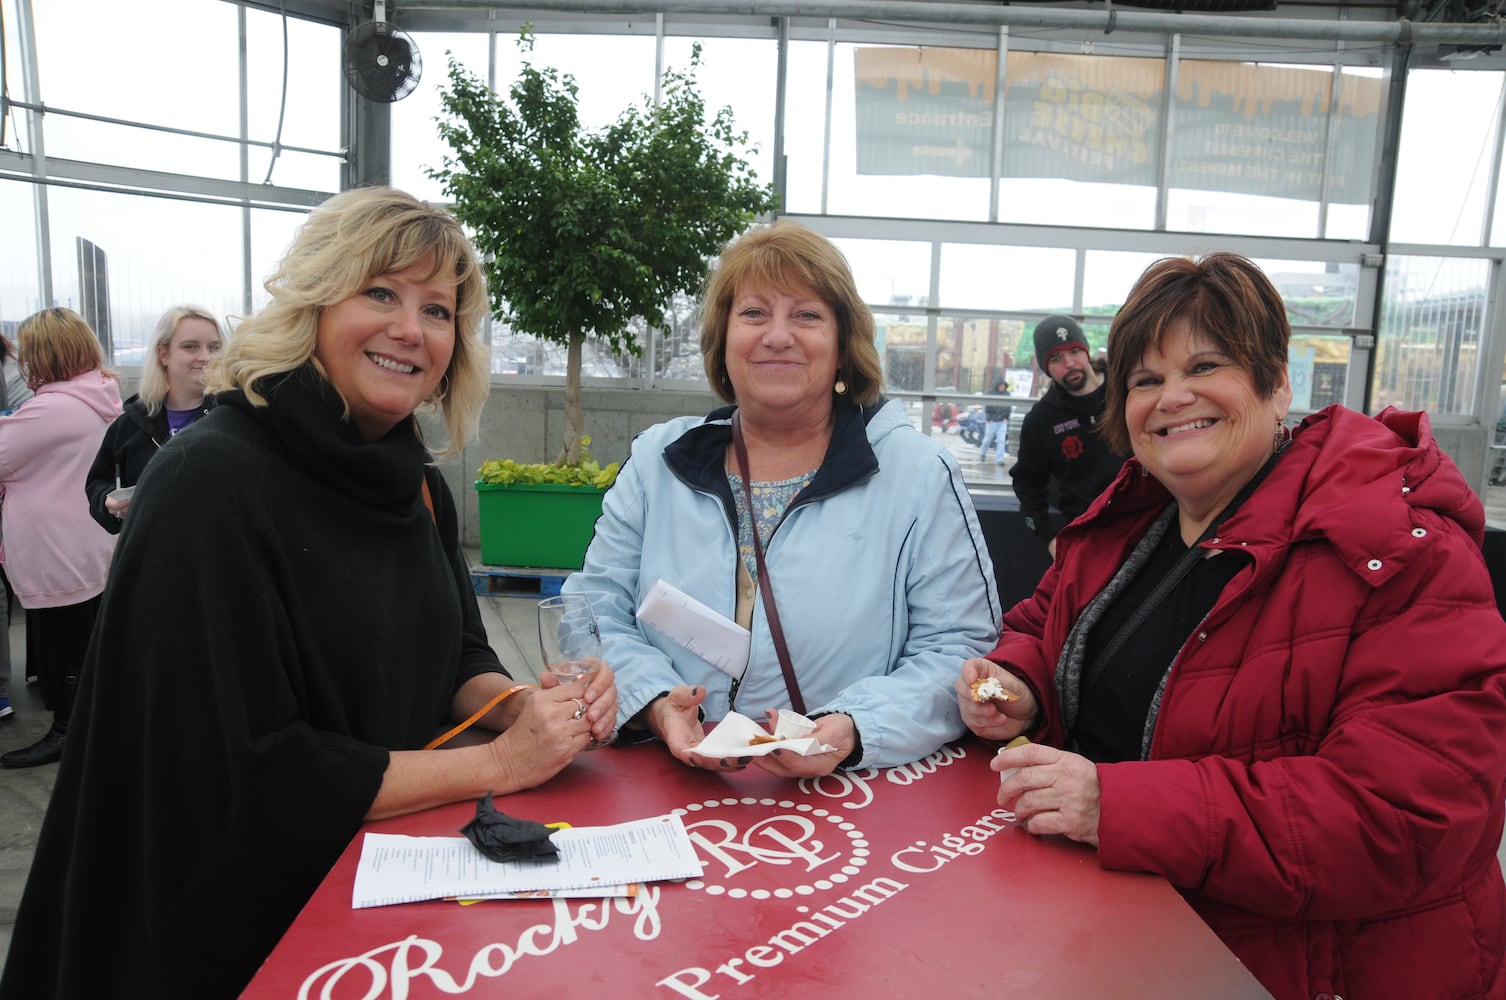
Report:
959,252,1506,999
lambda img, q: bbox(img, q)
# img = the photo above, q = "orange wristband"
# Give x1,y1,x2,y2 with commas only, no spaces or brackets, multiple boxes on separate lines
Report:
424,683,532,750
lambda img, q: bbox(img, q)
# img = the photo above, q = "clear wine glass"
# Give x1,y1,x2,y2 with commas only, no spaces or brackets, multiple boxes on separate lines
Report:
537,593,611,750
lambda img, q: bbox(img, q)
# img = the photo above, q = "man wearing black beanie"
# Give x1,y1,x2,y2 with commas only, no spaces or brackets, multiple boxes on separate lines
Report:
1010,315,1126,558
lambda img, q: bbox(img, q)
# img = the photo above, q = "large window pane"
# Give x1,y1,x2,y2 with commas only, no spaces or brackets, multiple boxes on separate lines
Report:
831,43,991,221
1487,357,1505,513
830,238,932,307
938,244,1074,311
663,36,777,202
1166,190,1320,237
1168,62,1381,239
43,188,247,365
1324,67,1384,240
1374,255,1490,415
946,316,1033,394
0,181,42,327
489,324,628,380
249,207,312,315
873,309,931,392
1266,259,1359,329
1391,70,1503,246
246,8,342,191
998,51,1162,229
34,0,242,179
502,33,658,130
1084,250,1165,315
783,39,831,215
1288,333,1352,413
999,178,1157,229
393,32,491,203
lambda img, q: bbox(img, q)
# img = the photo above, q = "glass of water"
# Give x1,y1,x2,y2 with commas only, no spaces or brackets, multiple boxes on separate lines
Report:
537,593,610,750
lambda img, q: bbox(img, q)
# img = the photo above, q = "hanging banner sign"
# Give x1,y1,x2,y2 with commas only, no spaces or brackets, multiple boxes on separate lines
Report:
854,48,1382,204
854,47,997,179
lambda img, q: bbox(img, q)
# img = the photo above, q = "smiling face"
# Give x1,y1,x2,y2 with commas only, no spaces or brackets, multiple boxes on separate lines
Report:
1126,322,1291,521
159,317,222,403
724,283,841,429
314,259,457,442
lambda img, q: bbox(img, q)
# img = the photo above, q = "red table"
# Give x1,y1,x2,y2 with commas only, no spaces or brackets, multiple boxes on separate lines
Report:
243,739,1271,999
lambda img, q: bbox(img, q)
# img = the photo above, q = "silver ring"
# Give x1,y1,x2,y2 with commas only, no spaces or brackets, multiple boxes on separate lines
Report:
571,698,586,720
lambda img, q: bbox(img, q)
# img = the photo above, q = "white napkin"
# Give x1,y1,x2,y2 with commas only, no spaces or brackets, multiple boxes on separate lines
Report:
689,710,839,758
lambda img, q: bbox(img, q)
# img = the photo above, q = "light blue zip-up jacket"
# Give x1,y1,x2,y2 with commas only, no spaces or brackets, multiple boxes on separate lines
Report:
564,398,1001,769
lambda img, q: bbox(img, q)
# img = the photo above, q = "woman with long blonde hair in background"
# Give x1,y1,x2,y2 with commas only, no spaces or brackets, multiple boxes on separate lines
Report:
3,187,614,999
84,304,222,532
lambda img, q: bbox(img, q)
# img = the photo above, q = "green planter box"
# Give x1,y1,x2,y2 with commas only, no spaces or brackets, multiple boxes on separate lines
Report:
475,481,607,570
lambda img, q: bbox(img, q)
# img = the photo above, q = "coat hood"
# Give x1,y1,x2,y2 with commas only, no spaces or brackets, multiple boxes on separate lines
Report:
1094,404,1484,592
36,370,123,423
1273,405,1483,585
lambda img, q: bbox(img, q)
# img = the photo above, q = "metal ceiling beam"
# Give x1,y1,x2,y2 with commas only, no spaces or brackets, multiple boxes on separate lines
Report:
401,0,1506,45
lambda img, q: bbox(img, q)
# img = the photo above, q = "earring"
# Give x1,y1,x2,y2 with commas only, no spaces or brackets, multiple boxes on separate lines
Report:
1272,417,1287,454
834,378,848,395
431,373,450,403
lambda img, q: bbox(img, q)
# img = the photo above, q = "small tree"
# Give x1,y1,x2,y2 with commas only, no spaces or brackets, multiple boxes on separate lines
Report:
431,30,778,466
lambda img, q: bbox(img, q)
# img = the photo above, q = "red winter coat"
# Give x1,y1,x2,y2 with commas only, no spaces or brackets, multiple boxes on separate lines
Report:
990,405,1506,1000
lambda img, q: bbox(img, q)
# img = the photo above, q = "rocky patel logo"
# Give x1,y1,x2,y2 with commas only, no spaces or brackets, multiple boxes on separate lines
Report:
675,797,869,898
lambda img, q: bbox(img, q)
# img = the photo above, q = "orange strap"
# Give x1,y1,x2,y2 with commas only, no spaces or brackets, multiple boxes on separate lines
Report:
421,476,436,524
424,684,532,750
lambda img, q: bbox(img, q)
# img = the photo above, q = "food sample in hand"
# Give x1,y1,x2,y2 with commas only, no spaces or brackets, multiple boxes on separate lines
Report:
970,676,1019,704
747,733,781,746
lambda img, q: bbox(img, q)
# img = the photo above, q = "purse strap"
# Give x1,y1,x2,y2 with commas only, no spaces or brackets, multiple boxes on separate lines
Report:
731,412,806,715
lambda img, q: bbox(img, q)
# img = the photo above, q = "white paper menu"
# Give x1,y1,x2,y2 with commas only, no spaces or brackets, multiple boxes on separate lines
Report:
635,579,750,679
351,814,703,909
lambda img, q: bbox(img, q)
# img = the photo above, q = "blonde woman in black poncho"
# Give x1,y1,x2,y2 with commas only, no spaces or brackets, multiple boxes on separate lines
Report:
2,187,617,1000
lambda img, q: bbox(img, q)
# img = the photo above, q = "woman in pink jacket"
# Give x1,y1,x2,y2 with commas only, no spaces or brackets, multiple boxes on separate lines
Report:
959,253,1506,999
0,308,122,767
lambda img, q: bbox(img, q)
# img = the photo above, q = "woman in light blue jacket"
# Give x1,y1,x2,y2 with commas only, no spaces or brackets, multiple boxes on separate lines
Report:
565,221,999,775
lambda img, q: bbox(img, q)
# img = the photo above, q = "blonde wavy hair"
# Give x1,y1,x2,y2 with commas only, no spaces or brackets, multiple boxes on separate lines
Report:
16,307,113,390
138,305,222,416
206,186,490,457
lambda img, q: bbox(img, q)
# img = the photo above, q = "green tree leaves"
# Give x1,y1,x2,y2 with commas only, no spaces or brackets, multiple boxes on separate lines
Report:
431,29,777,465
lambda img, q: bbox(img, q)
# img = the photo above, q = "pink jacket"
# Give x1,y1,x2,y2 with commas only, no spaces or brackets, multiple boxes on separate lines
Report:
0,370,122,607
991,405,1506,1000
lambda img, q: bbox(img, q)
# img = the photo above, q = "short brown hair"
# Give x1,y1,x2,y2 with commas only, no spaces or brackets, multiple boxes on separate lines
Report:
700,221,883,406
16,307,110,389
1101,253,1290,455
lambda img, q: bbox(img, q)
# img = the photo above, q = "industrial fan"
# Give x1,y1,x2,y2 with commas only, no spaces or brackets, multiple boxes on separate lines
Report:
343,0,422,103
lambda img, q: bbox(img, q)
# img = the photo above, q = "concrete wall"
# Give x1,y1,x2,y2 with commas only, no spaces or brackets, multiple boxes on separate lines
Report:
121,369,1496,547
428,384,1504,549
424,383,721,549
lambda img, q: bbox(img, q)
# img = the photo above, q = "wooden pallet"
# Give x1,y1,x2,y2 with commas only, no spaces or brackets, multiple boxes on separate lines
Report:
470,564,570,598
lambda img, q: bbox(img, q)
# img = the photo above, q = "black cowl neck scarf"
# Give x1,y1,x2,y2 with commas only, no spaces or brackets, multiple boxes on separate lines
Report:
214,361,432,516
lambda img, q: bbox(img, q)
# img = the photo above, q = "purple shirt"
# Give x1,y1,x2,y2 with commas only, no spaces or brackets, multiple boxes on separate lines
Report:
165,407,201,437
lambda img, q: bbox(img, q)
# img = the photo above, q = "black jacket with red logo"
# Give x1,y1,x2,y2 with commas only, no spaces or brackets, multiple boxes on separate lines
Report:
1009,371,1125,543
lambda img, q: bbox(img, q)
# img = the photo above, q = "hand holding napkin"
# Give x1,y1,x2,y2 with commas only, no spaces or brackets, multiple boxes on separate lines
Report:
689,710,839,758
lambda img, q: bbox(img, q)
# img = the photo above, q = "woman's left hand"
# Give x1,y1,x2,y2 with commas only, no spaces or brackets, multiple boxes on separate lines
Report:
538,658,618,745
749,711,854,778
993,742,1101,847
